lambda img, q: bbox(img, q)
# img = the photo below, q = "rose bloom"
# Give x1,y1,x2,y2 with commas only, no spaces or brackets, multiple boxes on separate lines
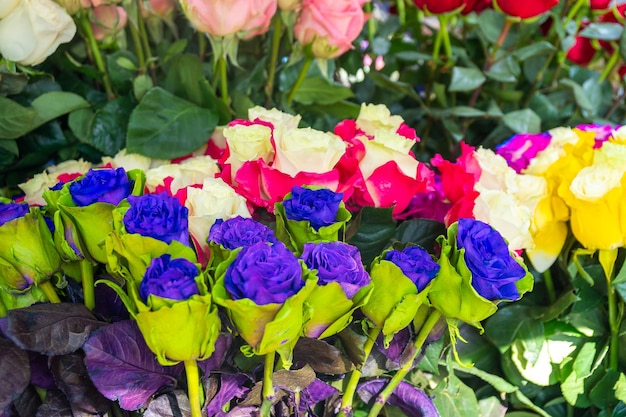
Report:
69,168,134,206
278,0,301,10
208,216,278,250
493,0,558,19
294,0,368,59
100,148,166,172
90,4,128,42
0,0,76,66
19,159,92,206
495,132,552,173
283,186,343,230
0,203,29,227
272,127,346,177
225,241,305,304
413,0,481,15
179,0,276,39
140,255,200,302
222,120,275,182
145,155,220,195
383,246,439,292
247,106,302,141
124,193,190,245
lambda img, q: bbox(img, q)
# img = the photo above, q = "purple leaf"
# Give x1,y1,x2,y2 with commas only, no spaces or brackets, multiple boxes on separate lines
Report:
0,338,30,415
357,378,439,417
83,320,182,411
299,379,339,413
12,385,42,417
143,390,191,417
93,280,130,322
198,333,232,378
3,303,106,355
34,389,73,417
205,374,252,417
294,338,353,375
28,351,55,389
50,353,110,415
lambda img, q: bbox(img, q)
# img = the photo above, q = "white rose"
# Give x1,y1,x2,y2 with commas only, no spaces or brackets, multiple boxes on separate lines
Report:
512,174,548,213
223,123,274,179
0,0,19,18
569,164,624,202
358,132,419,180
473,187,534,251
356,103,404,135
46,158,92,176
0,0,76,66
474,147,519,191
145,156,220,193
185,178,251,248
272,127,346,177
100,149,160,172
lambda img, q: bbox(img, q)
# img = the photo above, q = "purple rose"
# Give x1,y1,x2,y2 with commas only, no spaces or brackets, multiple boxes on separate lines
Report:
495,132,551,173
225,242,304,305
208,216,278,250
0,203,29,227
300,242,370,298
140,254,199,301
384,246,439,292
456,218,526,301
283,186,343,230
124,194,189,245
69,168,133,206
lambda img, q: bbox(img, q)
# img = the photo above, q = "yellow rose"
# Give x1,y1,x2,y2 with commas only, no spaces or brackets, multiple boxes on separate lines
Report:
0,0,76,66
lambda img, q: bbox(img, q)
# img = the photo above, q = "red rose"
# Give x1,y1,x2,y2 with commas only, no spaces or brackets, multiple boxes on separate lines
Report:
566,21,596,66
493,0,558,19
413,0,479,14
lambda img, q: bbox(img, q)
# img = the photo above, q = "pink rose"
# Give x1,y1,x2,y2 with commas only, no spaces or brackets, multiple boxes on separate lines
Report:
141,0,176,17
294,0,369,59
90,4,127,42
179,0,276,39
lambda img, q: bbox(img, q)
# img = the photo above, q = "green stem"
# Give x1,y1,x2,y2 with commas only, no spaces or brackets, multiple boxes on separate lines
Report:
286,57,312,105
184,359,202,417
608,286,620,371
81,260,95,311
366,310,442,417
599,47,620,83
364,1,376,43
78,14,114,99
396,0,406,26
543,268,556,304
438,14,453,61
218,55,230,106
260,352,276,417
338,326,382,417
265,16,283,106
40,280,61,304
198,32,207,62
432,24,444,61
128,17,146,70
563,0,586,29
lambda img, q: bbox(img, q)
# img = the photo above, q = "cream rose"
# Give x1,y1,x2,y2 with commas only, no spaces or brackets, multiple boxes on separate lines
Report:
272,127,346,176
358,131,419,180
145,156,220,193
356,103,404,136
0,0,76,66
223,123,275,179
569,164,624,202
19,158,92,206
100,149,166,172
248,106,301,141
185,177,251,247
0,0,19,18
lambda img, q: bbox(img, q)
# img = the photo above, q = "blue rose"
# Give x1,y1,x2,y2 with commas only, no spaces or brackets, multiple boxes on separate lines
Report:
124,194,189,245
69,168,133,207
283,186,343,230
139,254,200,302
384,246,440,292
225,242,304,305
300,242,370,298
0,203,29,227
456,218,526,301
208,216,278,250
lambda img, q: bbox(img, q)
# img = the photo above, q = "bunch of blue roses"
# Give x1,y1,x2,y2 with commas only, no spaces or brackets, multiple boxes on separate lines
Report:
0,166,533,417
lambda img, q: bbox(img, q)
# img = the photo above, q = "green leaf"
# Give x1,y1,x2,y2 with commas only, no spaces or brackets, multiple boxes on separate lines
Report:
579,22,624,41
478,10,505,44
560,342,601,407
165,54,206,107
433,373,481,417
615,373,626,403
502,109,541,133
612,402,626,417
30,91,90,128
68,108,94,142
514,320,545,367
394,219,446,254
485,56,520,83
0,96,36,139
448,67,486,92
620,27,626,64
589,369,618,408
477,397,506,417
347,207,396,267
512,41,556,61
85,96,135,156
559,79,593,111
485,305,529,350
133,74,153,102
292,77,354,105
126,87,218,159
162,39,188,64
106,50,138,89
446,106,487,117
417,336,444,374
367,72,422,102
